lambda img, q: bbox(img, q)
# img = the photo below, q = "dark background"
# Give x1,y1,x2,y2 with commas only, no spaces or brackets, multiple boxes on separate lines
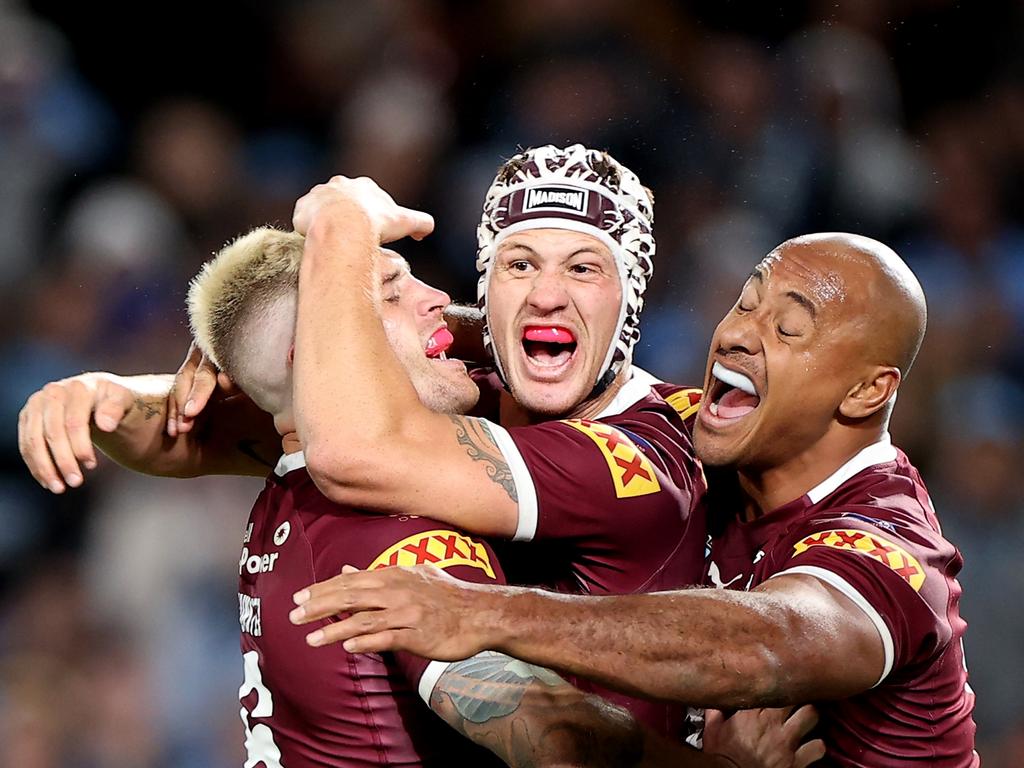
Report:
1,1,1022,765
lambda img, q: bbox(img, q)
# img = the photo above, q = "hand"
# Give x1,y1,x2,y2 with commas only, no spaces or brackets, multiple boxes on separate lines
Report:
18,374,135,493
167,341,238,437
289,564,495,659
704,706,826,768
292,175,434,244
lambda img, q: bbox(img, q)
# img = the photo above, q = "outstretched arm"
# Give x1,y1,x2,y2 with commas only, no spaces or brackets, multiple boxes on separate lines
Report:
291,177,520,536
290,565,884,710
18,371,277,491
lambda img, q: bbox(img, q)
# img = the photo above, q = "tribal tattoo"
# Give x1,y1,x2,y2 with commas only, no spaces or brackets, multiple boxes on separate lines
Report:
429,652,646,768
448,417,518,503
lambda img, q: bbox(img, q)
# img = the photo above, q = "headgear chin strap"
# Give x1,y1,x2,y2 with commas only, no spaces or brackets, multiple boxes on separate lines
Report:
476,144,655,398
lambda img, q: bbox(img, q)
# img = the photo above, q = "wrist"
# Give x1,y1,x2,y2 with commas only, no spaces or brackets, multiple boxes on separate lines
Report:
306,199,378,248
470,583,525,652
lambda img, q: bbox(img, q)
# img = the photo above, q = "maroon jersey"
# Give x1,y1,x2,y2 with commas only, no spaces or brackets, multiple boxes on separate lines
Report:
483,368,707,737
704,436,978,767
238,452,506,768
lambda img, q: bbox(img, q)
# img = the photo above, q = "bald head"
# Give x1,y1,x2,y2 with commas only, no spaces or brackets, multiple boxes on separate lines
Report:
769,233,927,377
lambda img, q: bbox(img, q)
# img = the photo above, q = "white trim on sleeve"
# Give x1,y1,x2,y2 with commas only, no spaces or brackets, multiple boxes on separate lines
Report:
417,659,453,705
480,419,539,542
771,564,894,687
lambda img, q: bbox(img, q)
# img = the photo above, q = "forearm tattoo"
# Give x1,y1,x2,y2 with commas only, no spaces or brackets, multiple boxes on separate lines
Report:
133,396,164,421
434,652,563,724
430,651,645,768
448,417,518,503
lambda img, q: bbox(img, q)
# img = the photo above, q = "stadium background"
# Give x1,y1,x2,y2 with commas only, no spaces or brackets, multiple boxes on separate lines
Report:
2,0,1022,765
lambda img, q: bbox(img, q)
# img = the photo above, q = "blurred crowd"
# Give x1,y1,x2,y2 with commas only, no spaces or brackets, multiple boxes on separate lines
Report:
1,0,1022,765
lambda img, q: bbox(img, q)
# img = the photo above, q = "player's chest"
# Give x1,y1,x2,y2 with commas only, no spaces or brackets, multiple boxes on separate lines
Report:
703,532,776,592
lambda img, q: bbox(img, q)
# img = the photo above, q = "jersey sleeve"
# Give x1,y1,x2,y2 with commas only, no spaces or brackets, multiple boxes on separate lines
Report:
360,525,508,704
767,515,956,684
485,414,696,545
307,510,508,705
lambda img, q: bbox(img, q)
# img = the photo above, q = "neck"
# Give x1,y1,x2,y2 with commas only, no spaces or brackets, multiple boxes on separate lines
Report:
281,431,301,455
499,365,631,426
736,424,888,517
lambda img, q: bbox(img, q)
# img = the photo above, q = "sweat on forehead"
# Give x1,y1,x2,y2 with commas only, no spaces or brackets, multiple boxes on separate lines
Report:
762,232,928,371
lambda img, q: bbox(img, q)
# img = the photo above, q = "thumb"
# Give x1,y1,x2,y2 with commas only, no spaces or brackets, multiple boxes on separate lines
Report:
93,383,133,432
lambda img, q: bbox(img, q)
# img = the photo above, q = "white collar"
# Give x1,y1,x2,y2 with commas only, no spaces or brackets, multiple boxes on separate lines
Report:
274,451,307,477
592,366,663,420
806,434,898,504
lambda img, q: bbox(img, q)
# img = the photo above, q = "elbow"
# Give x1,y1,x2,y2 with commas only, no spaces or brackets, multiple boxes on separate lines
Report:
714,604,812,707
303,441,391,508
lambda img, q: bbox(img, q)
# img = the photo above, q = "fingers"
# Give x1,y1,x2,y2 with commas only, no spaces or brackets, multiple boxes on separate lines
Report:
19,393,64,493
64,380,99,469
169,343,201,436
40,384,83,490
172,346,219,434
301,610,410,650
386,208,434,243
784,704,820,741
795,738,827,767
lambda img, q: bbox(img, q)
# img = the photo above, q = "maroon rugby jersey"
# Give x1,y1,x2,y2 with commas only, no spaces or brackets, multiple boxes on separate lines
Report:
238,451,506,768
483,368,708,738
704,436,978,767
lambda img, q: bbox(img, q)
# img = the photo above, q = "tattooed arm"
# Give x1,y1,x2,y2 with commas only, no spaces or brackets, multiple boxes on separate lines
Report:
427,652,731,768
18,372,276,491
292,179,522,535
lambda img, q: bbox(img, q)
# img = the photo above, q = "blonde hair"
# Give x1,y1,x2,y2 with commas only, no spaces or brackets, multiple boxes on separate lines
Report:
187,226,304,414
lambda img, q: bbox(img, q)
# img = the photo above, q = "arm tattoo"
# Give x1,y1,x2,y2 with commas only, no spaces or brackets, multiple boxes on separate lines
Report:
132,396,164,421
430,651,645,768
448,416,518,503
433,651,563,724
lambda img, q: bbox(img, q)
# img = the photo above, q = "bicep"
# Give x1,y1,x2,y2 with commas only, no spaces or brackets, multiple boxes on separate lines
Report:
754,573,886,696
306,414,521,537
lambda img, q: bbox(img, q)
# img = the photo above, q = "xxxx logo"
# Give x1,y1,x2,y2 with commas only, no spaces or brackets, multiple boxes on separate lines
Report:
562,420,660,499
793,529,926,591
369,530,495,579
665,388,703,422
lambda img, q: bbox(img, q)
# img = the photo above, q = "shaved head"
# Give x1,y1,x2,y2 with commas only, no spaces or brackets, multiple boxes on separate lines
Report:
772,233,927,377
695,231,929,484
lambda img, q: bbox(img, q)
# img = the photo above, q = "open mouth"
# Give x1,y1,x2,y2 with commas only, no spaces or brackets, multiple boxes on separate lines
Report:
425,327,454,359
707,361,761,419
521,326,578,368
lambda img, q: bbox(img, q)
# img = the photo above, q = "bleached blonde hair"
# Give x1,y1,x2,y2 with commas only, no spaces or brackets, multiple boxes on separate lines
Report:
187,226,304,415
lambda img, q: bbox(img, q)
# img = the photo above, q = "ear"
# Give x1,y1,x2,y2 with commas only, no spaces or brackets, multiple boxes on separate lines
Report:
839,366,901,419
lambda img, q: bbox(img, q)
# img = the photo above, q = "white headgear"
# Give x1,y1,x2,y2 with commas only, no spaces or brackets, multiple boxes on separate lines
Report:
476,144,655,394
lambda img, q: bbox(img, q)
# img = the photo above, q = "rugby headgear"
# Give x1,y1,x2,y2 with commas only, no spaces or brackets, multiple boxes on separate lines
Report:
476,144,655,395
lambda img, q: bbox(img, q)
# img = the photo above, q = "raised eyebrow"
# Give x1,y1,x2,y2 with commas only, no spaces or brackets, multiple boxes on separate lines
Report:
497,241,538,258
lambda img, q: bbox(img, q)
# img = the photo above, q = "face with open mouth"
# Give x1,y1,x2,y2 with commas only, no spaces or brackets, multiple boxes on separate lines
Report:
487,229,622,417
694,242,865,470
377,251,480,414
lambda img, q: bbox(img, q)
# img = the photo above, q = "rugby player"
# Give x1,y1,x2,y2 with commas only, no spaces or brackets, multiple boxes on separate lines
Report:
289,233,979,766
19,146,821,762
283,148,708,735
23,225,736,767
